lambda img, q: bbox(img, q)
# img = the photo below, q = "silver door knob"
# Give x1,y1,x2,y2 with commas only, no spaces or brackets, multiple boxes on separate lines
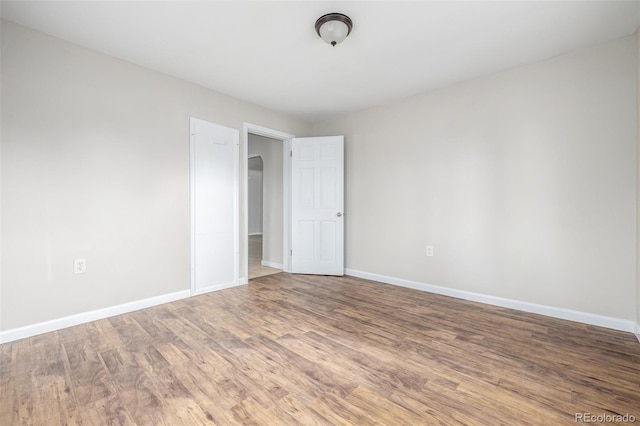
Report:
337,212,342,217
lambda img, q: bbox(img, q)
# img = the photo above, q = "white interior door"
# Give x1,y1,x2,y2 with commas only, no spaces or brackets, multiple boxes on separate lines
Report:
190,118,239,294
291,136,344,275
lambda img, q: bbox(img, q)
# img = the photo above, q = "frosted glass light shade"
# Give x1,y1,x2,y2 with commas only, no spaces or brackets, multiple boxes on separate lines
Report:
315,13,353,46
319,20,349,46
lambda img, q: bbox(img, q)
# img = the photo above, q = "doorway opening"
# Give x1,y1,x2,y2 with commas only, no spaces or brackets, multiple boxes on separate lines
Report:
242,123,345,280
243,123,295,281
247,151,281,279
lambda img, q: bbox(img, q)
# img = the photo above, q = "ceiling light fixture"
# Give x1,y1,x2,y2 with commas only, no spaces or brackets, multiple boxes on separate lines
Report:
315,13,353,47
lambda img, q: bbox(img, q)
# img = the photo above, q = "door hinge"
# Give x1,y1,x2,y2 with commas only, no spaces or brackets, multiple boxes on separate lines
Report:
290,250,292,256
290,151,292,157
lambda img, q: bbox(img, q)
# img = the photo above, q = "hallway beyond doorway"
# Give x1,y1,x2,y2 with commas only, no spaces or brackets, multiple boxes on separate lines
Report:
249,235,281,279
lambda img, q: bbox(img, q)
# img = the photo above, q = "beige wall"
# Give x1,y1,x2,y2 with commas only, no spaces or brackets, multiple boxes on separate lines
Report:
0,18,4,333
0,21,310,331
248,157,263,235
314,35,637,321
637,29,640,332
2,19,638,334
248,134,283,265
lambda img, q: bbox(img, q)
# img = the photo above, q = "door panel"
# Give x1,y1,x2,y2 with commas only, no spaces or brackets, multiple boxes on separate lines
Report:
291,136,344,275
299,168,315,208
319,221,336,262
191,118,239,293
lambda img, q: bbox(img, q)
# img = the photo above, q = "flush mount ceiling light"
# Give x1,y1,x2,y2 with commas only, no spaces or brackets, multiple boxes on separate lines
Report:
315,13,353,46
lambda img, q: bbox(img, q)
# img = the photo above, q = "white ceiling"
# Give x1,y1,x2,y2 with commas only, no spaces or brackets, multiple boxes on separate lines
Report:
2,1,639,124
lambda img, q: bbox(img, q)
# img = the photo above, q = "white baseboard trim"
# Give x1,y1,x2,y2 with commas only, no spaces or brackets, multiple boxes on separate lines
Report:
634,323,640,343
0,289,191,344
345,268,636,334
261,260,284,269
192,280,246,296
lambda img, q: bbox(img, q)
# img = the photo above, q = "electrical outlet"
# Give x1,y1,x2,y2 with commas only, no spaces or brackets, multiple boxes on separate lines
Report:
74,258,86,274
426,246,434,257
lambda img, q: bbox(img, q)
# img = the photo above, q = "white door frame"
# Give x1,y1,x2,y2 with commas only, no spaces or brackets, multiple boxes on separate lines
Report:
242,123,295,280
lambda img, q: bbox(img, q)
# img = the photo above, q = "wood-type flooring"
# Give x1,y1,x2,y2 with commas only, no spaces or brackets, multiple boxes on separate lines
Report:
1,273,639,425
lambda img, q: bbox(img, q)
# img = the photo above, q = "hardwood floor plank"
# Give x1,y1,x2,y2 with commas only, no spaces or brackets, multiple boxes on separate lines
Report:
230,395,301,425
2,273,640,424
307,391,376,425
241,335,338,405
76,395,137,426
273,394,332,425
277,331,429,394
61,339,114,406
247,333,358,399
456,379,568,424
343,386,427,425
98,349,164,425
